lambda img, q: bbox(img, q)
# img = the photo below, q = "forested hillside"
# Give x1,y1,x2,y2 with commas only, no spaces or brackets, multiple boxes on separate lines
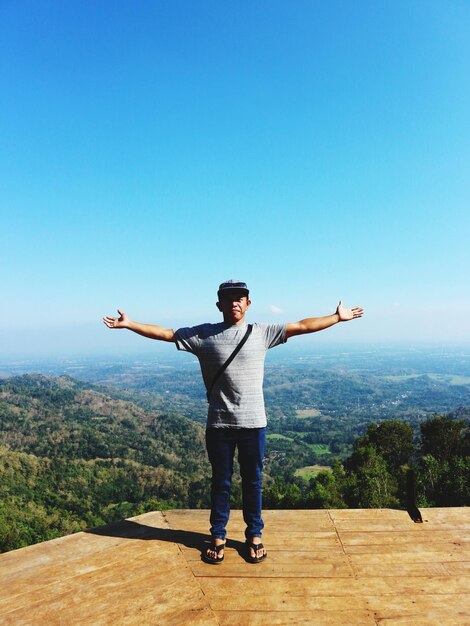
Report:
0,373,469,553
0,374,206,471
0,375,211,551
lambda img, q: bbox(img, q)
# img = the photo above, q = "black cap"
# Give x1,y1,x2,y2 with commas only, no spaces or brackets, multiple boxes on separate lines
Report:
217,279,249,298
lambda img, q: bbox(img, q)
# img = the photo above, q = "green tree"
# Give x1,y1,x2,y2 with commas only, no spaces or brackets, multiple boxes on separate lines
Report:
420,415,469,461
353,420,413,471
306,461,347,509
345,445,399,508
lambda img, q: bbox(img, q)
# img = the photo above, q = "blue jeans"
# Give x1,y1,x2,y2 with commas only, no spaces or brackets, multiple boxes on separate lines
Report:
205,427,266,541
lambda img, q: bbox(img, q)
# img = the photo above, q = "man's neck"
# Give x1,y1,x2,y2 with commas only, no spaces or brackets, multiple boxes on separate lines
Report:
222,315,247,326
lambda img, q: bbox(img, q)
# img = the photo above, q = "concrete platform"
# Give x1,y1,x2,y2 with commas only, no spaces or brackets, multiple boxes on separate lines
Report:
0,508,469,625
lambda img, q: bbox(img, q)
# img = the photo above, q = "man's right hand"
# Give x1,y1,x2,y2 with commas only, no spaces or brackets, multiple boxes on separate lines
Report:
102,311,175,342
103,309,129,329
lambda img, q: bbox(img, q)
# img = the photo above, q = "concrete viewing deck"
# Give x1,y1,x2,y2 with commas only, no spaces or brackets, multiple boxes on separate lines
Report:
0,508,469,625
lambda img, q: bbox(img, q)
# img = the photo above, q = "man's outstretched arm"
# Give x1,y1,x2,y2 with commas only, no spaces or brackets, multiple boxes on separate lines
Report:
286,301,364,340
103,310,176,342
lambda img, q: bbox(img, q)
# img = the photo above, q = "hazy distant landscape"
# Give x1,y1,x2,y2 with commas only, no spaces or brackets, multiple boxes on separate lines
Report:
2,346,470,462
3,344,469,426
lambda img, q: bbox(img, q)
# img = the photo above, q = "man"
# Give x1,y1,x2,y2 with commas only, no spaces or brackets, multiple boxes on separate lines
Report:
103,280,363,564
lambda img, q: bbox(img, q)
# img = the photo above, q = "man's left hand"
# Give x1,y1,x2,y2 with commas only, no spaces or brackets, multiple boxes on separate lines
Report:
336,300,364,321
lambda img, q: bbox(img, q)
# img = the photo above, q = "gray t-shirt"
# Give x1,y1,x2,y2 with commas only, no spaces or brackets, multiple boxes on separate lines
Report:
174,321,287,428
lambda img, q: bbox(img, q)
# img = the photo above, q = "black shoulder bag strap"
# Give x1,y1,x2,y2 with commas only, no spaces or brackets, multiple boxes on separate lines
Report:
206,324,253,402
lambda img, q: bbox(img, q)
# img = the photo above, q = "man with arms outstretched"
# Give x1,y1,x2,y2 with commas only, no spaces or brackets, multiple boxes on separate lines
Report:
103,280,363,564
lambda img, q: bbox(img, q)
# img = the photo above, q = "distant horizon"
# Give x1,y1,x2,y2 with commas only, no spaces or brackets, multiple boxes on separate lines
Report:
2,340,470,364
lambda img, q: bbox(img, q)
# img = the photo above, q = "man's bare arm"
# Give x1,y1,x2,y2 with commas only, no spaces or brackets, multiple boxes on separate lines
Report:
103,310,176,342
286,301,364,340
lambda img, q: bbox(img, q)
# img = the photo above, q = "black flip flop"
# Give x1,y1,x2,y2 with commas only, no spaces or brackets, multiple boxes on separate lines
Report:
202,541,225,564
246,541,267,564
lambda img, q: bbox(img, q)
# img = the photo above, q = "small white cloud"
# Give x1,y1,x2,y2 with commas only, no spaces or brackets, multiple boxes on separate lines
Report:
270,305,283,314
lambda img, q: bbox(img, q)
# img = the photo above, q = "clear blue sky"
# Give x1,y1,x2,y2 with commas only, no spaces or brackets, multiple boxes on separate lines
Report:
1,1,469,356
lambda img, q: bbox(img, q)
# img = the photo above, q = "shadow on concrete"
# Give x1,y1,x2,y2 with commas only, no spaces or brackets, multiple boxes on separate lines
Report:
86,519,248,559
